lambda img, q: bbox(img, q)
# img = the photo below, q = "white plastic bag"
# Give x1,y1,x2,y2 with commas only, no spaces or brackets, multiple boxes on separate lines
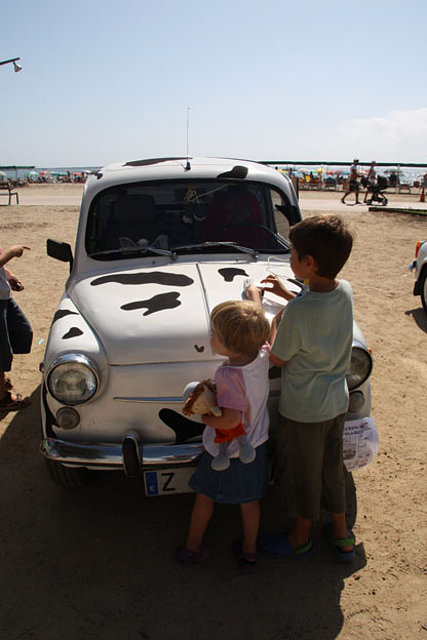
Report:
343,417,379,471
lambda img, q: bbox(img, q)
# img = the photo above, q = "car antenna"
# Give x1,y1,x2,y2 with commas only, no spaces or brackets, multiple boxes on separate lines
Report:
185,107,191,171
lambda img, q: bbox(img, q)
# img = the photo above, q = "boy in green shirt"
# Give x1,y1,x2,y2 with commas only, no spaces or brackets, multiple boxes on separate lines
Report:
259,215,356,562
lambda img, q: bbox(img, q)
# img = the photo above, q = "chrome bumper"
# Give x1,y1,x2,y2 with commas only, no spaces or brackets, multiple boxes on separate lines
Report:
40,437,204,471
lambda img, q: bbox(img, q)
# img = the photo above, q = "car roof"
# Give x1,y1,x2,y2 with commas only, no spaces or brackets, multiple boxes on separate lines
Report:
83,156,298,202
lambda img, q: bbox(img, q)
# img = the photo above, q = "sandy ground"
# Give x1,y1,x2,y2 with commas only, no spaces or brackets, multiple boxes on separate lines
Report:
0,184,426,640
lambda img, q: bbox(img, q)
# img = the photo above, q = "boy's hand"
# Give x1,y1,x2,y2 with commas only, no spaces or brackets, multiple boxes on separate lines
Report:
261,275,295,300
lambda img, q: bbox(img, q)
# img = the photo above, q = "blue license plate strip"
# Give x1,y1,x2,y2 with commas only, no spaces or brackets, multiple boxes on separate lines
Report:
143,467,195,496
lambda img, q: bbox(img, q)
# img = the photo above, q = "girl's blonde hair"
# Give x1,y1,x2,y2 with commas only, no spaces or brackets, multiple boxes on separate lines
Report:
210,300,269,355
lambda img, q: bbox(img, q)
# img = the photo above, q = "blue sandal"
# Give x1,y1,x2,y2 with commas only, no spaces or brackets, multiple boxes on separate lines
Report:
324,523,356,563
258,532,313,558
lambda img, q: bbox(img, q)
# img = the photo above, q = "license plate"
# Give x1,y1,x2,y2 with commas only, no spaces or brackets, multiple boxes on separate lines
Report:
143,467,195,497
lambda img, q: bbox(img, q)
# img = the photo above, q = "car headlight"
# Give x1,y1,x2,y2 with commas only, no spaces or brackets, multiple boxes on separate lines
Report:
47,354,99,405
346,344,373,390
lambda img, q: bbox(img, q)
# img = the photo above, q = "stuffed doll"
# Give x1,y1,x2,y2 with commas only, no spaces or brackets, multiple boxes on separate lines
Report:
183,380,256,471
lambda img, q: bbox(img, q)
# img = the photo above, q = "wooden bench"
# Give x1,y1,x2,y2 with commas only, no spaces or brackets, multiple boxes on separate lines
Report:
0,184,19,205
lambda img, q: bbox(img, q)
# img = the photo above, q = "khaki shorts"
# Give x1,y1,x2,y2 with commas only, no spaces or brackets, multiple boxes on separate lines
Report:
273,414,346,522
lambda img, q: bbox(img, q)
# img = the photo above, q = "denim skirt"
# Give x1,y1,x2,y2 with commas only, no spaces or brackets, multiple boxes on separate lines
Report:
189,442,268,504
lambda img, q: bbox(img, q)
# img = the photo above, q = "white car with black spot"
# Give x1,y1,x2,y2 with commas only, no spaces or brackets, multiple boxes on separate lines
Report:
41,157,376,527
409,240,427,314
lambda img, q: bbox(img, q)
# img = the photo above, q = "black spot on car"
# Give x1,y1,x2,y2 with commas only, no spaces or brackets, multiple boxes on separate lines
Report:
91,272,194,287
125,157,187,167
52,309,79,324
62,327,84,340
121,292,181,316
218,267,249,282
194,345,204,352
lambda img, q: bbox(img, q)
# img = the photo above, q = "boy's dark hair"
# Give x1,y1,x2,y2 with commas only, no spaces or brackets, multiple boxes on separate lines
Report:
289,214,353,278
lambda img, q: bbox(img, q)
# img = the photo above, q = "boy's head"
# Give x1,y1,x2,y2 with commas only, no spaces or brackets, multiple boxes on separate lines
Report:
210,300,269,356
289,214,353,279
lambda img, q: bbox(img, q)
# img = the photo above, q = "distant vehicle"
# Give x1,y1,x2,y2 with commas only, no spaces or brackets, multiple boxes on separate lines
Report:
409,240,427,314
40,156,374,526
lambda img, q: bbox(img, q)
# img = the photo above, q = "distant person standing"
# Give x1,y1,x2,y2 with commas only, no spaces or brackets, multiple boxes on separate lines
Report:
388,171,399,191
363,161,377,203
0,244,33,411
341,159,361,205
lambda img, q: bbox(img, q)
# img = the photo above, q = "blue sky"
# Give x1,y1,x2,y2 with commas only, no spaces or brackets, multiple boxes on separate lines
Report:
2,0,427,167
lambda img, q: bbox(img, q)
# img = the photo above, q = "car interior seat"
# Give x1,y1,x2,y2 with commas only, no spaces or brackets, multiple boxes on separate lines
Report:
203,186,266,247
104,194,161,250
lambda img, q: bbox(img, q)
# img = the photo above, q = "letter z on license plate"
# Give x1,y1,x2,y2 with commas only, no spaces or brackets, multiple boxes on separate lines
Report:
143,468,195,496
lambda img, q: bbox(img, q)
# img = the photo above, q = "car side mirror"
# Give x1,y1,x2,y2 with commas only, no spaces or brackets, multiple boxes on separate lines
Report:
47,239,73,272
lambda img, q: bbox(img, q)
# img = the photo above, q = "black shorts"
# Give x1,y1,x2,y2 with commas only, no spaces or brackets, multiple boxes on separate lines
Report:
0,298,33,371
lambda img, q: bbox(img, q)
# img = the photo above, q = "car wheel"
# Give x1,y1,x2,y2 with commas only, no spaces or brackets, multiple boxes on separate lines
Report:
344,467,357,529
420,270,427,314
45,459,88,489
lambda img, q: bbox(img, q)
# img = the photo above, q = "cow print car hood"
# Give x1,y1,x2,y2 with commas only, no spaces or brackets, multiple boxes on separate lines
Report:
45,261,295,366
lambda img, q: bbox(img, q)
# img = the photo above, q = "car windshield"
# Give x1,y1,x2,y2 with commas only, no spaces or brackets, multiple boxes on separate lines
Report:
85,180,291,260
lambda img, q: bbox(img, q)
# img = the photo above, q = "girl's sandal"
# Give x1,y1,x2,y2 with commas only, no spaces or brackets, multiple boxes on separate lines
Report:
0,391,31,412
232,540,257,567
174,541,211,565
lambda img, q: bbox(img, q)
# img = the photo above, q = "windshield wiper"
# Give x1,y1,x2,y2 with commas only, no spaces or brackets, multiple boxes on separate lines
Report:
172,241,259,258
89,246,176,260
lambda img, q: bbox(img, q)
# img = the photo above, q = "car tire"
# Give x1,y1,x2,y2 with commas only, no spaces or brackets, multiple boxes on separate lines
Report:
420,269,427,314
344,467,357,530
45,459,88,489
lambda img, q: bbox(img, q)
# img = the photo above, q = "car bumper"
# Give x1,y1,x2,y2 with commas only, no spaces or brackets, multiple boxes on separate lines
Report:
40,436,203,473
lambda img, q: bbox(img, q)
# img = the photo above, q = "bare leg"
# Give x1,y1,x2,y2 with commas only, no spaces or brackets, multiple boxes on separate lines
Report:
0,373,7,401
0,372,27,406
330,511,354,551
288,516,312,548
185,493,214,551
240,500,260,556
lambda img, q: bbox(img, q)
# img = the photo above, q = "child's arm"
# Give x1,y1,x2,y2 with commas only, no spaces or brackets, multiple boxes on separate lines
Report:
245,284,263,307
4,268,24,291
261,275,296,301
0,245,30,269
201,407,241,430
270,351,286,367
269,309,287,367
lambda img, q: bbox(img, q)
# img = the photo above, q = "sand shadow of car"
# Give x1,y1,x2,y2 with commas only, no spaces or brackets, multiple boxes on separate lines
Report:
0,385,367,639
405,307,427,333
